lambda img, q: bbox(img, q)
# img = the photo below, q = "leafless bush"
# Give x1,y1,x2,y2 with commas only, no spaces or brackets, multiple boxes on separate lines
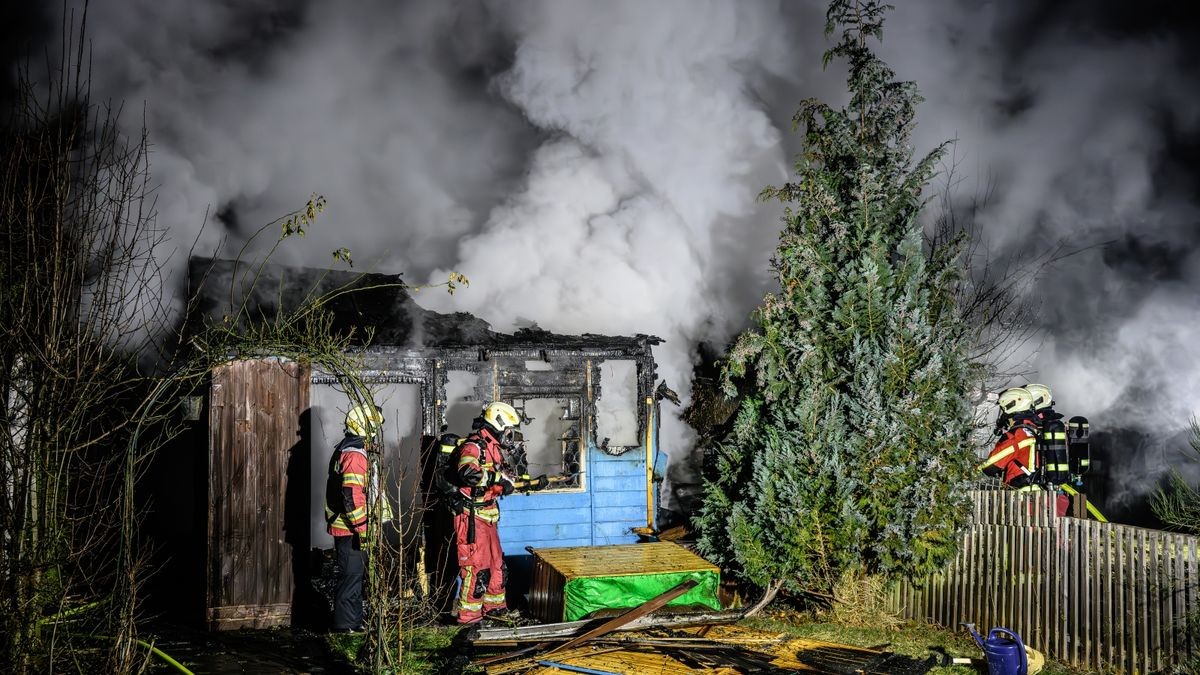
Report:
0,8,175,672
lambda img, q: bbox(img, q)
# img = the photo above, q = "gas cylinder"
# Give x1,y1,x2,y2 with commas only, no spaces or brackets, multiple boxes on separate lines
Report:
963,623,1027,675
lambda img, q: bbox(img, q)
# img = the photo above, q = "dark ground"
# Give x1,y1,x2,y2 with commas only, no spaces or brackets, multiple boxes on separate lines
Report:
142,623,358,675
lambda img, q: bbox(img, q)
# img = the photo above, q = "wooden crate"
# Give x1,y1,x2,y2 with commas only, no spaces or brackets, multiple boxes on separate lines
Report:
527,542,720,623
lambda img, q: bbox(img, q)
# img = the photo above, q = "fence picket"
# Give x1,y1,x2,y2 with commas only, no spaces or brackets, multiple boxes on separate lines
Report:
1093,518,1102,671
889,491,1199,673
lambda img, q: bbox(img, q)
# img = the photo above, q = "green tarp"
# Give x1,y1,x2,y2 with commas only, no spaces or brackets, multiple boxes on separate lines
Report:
561,569,721,621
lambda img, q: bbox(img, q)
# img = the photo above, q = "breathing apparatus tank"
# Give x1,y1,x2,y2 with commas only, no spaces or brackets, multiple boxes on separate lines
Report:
1067,416,1090,481
1038,416,1070,487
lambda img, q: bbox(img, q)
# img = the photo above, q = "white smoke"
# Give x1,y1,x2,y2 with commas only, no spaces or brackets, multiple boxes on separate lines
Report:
80,1,536,284
421,0,792,473
872,2,1200,512
34,0,1200,514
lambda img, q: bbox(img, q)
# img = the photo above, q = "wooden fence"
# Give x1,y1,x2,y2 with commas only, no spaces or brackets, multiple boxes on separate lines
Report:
888,490,1200,674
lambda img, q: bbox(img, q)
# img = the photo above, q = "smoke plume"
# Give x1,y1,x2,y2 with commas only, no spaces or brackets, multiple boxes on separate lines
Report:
14,0,1200,516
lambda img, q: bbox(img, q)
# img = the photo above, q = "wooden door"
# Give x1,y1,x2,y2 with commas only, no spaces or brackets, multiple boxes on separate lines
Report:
207,358,310,630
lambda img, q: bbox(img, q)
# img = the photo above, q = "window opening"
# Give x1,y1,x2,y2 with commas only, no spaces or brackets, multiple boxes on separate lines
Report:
445,370,482,434
508,397,582,490
596,360,638,451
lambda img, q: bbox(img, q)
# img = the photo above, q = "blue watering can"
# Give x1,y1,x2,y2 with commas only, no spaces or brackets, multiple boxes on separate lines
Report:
962,623,1027,675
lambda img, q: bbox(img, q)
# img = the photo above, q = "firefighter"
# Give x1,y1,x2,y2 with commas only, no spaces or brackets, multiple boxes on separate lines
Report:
452,401,547,624
325,403,384,633
1026,383,1071,516
980,387,1041,492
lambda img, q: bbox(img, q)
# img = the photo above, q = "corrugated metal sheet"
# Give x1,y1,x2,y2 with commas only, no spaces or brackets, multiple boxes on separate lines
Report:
206,358,310,630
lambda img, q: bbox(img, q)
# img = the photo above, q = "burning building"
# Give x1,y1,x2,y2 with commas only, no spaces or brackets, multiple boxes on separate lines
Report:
155,258,674,629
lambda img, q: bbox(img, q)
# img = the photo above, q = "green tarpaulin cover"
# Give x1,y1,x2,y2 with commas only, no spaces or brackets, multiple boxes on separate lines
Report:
561,569,721,621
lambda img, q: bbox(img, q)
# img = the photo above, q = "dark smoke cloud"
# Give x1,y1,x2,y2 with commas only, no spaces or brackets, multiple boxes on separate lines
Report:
7,1,1199,515
873,0,1200,516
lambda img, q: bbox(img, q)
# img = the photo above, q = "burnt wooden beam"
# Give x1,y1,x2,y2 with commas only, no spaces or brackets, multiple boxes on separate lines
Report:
544,579,698,656
472,609,743,644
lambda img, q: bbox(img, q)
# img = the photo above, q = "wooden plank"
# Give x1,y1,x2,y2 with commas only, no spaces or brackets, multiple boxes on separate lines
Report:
1037,518,1045,660
1190,538,1199,661
967,526,977,631
990,523,999,631
504,492,593,512
1090,520,1100,671
1108,521,1118,667
1151,530,1163,672
1075,516,1084,662
1105,522,1114,670
1140,528,1149,674
1126,527,1136,674
1176,533,1186,667
588,456,646,478
1062,518,1070,665
1165,534,1175,667
544,579,698,656
996,524,1005,633
1179,534,1188,663
1021,518,1030,645
1134,527,1144,674
954,528,965,632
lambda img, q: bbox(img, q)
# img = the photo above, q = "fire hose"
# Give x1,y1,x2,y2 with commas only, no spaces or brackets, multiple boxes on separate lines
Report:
1059,483,1108,522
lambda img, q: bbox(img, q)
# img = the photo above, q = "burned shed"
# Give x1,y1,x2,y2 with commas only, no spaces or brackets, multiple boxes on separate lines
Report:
175,258,672,629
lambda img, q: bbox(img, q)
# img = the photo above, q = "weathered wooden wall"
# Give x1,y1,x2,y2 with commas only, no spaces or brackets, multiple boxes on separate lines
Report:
207,358,310,630
888,490,1200,674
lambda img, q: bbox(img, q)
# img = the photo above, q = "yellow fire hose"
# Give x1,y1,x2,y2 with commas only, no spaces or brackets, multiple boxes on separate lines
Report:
1059,483,1108,522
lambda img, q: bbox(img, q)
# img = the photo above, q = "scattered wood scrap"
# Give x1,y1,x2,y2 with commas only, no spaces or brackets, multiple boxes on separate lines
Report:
472,608,935,673
545,579,698,656
470,577,933,673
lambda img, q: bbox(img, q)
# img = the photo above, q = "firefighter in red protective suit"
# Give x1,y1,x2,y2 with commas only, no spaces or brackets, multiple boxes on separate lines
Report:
325,404,384,633
980,387,1041,492
452,401,545,624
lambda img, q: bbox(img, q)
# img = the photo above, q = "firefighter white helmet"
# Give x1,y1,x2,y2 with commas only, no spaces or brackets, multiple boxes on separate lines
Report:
998,387,1034,415
345,404,384,438
481,401,521,433
1024,383,1052,410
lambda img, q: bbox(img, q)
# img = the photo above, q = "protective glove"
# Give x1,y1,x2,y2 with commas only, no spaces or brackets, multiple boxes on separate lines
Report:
522,474,550,492
496,475,516,496
354,527,372,553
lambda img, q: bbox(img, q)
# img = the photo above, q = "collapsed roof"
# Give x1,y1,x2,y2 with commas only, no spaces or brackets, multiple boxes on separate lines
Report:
187,257,662,351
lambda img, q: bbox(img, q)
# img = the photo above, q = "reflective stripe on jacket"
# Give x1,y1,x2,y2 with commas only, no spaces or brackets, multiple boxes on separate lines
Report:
457,427,508,505
981,424,1038,489
326,439,369,537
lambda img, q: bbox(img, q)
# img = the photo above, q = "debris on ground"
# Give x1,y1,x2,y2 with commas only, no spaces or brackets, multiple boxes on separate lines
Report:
468,581,934,674
472,623,933,674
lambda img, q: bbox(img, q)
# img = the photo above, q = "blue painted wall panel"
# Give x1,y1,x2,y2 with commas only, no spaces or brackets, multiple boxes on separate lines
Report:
510,538,593,553
591,475,646,493
588,490,644,507
592,504,645,524
496,438,651,551
501,491,590,512
589,456,645,478
500,507,591,528
593,520,643,540
502,522,593,545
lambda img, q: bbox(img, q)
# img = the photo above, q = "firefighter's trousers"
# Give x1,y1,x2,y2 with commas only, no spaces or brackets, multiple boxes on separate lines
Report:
454,506,506,624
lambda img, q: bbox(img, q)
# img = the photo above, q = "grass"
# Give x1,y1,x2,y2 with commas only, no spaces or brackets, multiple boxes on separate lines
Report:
325,624,468,674
327,611,1105,674
743,608,1090,675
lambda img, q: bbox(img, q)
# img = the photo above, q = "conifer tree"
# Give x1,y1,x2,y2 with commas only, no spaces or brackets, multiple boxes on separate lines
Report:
695,0,978,599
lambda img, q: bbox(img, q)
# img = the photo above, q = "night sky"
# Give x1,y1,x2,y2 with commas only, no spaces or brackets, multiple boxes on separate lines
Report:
4,1,1198,524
